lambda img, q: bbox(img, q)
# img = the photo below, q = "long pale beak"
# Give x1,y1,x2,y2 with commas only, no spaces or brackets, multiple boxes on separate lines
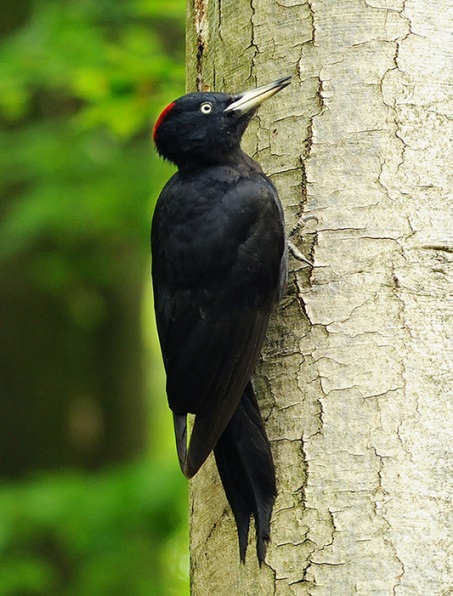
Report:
224,76,292,113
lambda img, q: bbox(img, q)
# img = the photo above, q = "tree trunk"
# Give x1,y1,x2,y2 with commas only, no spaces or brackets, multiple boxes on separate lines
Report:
186,0,452,594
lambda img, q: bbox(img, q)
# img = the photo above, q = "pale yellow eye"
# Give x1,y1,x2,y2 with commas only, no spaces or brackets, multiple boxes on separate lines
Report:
200,102,213,114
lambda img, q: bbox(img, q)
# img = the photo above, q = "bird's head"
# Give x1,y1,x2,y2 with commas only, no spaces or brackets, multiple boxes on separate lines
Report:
153,76,291,169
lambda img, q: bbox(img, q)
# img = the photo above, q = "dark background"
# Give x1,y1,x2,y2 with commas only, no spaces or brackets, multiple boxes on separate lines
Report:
0,0,188,593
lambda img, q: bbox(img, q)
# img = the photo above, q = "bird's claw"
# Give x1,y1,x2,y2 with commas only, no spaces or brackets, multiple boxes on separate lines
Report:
288,240,313,266
288,215,318,267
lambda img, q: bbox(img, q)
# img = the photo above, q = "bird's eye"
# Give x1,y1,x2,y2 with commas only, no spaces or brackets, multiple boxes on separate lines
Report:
200,102,213,114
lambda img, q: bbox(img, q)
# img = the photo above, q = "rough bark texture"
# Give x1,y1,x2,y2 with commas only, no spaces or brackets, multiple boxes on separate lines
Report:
186,0,452,594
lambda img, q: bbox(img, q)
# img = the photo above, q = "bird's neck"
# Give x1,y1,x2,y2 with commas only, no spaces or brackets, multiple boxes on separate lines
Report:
177,148,261,176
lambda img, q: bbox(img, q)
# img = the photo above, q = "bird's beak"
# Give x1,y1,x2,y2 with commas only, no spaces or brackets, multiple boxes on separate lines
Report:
224,76,292,114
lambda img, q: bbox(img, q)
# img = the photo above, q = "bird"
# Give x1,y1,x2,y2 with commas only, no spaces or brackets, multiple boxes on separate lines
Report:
151,76,290,564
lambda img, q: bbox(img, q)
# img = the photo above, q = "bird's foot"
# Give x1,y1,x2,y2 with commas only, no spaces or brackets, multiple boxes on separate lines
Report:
288,240,313,266
288,215,318,267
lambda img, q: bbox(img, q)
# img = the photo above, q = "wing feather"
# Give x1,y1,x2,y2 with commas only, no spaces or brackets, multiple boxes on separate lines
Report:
152,169,285,476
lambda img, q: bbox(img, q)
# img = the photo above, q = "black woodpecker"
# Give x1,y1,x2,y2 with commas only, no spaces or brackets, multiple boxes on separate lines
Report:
151,77,290,564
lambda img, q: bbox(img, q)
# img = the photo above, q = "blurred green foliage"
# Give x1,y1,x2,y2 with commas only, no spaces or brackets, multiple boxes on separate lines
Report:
0,0,188,593
0,459,188,595
0,0,184,273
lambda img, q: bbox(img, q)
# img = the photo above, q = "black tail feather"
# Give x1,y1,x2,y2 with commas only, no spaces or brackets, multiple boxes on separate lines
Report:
214,381,277,565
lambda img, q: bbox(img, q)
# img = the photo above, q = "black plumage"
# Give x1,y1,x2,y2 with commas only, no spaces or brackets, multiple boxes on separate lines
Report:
151,77,290,563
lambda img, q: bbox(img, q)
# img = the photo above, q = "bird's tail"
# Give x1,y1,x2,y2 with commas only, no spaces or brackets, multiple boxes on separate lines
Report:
213,381,277,565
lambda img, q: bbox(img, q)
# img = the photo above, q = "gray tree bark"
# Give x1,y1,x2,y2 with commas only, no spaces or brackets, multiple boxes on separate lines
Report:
186,0,453,594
